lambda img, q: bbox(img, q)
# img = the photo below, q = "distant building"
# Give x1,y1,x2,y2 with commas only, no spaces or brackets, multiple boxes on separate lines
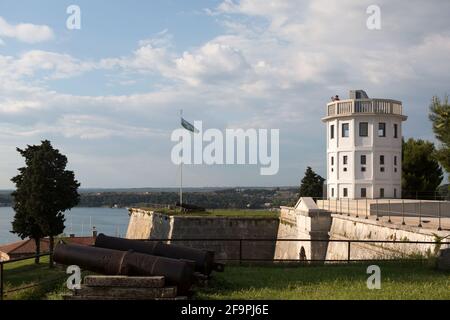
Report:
0,236,95,261
0,238,50,261
322,90,407,199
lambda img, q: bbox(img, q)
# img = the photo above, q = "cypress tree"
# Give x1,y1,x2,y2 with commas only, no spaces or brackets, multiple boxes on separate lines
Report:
11,140,80,265
299,167,325,198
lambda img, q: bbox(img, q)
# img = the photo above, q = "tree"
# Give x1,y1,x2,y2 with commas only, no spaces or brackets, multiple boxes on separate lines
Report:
299,167,325,198
402,138,443,199
10,176,46,264
11,140,80,265
429,95,450,176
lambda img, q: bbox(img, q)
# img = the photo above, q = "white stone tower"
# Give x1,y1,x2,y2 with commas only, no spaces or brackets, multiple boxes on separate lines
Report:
322,90,407,199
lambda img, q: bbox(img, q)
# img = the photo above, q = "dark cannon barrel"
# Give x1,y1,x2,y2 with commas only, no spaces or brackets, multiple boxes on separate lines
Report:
94,234,220,275
54,243,195,295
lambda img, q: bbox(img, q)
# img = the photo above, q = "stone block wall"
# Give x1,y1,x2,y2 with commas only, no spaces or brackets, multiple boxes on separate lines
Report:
126,198,450,264
326,215,450,260
126,209,279,261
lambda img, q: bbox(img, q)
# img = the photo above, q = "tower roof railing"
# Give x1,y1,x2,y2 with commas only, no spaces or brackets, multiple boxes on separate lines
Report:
325,98,405,119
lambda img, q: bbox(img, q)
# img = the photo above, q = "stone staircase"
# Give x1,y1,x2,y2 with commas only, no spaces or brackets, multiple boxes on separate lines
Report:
63,275,187,300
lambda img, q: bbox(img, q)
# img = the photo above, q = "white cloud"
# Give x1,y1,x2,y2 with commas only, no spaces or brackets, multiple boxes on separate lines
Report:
0,50,96,83
2,1,450,188
0,114,168,140
0,99,43,114
175,42,250,85
54,114,168,140
99,31,174,75
98,32,251,87
217,0,299,19
0,16,54,44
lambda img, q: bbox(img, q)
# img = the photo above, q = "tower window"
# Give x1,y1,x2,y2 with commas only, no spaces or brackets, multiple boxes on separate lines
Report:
394,124,398,138
380,155,385,165
331,188,334,197
343,156,348,165
378,123,386,137
361,167,366,172
394,156,397,166
360,155,366,165
361,188,367,198
342,123,349,137
330,125,335,139
380,167,385,172
343,188,348,197
331,156,334,166
380,188,385,198
359,122,368,137
394,188,397,198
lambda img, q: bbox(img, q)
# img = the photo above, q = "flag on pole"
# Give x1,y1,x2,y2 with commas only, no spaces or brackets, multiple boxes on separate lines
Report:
181,117,199,133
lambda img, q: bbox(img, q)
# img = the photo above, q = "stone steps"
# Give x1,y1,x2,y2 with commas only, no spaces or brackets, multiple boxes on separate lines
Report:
64,275,185,300
63,294,187,301
84,275,165,288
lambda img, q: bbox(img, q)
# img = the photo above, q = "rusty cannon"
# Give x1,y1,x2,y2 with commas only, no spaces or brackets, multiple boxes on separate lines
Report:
53,243,196,295
94,234,224,275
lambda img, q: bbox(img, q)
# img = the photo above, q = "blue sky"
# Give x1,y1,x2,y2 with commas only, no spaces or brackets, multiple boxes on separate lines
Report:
1,0,450,189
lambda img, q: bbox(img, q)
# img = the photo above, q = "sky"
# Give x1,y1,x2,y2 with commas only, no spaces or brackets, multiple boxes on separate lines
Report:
0,0,450,189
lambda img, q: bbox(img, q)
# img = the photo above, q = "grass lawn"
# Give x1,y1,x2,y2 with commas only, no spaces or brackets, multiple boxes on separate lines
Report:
2,258,448,300
196,261,450,300
2,256,68,300
140,208,280,218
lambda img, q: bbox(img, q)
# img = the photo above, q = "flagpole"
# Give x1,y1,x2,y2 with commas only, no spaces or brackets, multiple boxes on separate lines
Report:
180,109,183,209
180,159,183,206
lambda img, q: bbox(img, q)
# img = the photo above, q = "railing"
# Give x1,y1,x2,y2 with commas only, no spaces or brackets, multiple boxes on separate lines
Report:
138,238,449,262
402,190,449,201
313,197,450,231
0,253,52,300
326,99,403,117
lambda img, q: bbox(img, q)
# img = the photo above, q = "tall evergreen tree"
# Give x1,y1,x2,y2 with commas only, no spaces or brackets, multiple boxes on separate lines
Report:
429,95,450,176
299,167,325,198
10,173,46,264
11,140,80,265
402,138,443,199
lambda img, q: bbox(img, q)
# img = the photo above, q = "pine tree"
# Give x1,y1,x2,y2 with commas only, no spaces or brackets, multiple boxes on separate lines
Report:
402,138,443,199
429,95,450,177
11,140,80,265
299,167,325,198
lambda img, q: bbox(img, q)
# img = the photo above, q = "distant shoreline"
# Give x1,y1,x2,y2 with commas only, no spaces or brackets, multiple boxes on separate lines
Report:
0,188,300,210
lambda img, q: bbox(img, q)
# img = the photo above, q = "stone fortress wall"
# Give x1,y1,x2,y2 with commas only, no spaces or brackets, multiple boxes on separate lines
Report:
126,208,279,261
126,198,450,262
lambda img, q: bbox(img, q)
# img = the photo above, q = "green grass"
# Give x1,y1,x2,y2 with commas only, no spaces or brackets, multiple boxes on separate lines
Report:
3,258,448,300
2,256,68,300
140,208,279,218
196,261,450,300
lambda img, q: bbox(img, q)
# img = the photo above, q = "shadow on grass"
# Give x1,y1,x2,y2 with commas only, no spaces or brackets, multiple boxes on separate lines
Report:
3,257,68,300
